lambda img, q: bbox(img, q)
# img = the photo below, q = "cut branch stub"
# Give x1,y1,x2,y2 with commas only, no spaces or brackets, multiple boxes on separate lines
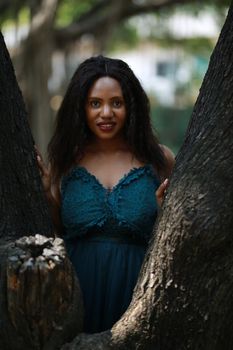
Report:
6,234,84,350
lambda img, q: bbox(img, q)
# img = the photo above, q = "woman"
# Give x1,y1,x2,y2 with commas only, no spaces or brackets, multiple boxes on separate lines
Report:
37,56,175,333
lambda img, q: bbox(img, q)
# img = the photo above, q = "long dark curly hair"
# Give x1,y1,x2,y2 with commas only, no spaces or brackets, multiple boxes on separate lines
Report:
48,55,167,181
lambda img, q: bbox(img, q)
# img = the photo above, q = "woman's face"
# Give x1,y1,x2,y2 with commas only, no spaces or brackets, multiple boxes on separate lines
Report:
85,76,127,142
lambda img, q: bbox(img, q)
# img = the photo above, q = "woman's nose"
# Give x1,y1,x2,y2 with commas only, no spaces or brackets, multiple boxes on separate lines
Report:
101,104,113,117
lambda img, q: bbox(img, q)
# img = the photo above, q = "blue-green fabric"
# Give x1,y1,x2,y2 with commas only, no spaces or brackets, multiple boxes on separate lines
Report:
61,165,160,333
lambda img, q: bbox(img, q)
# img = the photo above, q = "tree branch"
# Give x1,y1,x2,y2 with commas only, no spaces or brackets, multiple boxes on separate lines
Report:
77,0,111,24
29,0,60,33
54,0,130,47
123,0,201,18
54,0,201,47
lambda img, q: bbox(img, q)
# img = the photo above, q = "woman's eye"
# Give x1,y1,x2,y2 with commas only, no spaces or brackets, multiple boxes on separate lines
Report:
90,100,100,108
112,100,122,108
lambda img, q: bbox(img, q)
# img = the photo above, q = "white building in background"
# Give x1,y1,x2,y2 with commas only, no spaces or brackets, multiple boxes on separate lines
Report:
133,11,220,40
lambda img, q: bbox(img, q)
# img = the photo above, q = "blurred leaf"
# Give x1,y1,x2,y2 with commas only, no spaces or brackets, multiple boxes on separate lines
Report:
152,105,193,155
56,0,99,27
106,22,139,51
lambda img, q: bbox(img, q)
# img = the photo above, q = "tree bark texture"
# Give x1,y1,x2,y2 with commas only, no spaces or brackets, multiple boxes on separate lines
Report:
0,31,85,350
62,3,233,350
0,32,53,243
0,235,83,350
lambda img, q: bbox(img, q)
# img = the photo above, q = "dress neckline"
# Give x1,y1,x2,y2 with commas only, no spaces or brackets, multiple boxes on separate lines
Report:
75,164,154,193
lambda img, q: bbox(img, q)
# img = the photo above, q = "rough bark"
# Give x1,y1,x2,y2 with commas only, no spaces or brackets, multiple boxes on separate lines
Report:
62,2,233,349
0,31,52,243
0,235,83,350
0,31,84,350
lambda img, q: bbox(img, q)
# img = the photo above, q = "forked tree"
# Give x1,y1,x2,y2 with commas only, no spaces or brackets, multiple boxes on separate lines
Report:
0,2,233,349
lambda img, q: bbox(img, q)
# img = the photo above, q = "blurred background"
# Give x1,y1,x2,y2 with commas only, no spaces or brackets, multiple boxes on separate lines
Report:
0,0,230,158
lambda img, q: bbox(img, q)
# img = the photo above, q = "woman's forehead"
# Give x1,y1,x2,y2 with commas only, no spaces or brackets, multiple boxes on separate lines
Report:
88,77,123,97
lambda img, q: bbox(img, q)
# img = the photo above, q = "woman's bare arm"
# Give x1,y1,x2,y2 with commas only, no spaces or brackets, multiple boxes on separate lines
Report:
36,148,63,236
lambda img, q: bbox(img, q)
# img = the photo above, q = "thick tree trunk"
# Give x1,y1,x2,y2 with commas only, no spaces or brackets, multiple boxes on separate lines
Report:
0,32,84,349
61,3,233,350
0,33,52,243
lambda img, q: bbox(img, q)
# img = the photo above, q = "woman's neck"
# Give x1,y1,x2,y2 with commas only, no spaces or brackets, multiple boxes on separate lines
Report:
87,137,129,154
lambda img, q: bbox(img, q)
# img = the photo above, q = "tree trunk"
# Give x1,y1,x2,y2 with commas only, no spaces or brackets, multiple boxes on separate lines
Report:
0,32,84,349
0,33,52,243
21,0,59,159
22,30,54,159
61,3,233,350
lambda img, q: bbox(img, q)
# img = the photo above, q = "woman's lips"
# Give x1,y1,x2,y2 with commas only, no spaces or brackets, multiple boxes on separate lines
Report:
97,122,116,131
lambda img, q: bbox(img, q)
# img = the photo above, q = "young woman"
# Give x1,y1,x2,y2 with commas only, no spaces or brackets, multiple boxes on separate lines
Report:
37,56,175,333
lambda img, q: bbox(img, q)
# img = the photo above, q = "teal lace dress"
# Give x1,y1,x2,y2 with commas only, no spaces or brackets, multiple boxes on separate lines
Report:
61,165,160,333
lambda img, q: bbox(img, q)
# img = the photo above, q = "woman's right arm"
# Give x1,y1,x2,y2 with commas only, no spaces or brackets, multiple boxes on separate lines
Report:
36,149,63,236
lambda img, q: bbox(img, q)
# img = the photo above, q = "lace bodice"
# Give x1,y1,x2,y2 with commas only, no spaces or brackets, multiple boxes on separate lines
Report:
61,165,160,243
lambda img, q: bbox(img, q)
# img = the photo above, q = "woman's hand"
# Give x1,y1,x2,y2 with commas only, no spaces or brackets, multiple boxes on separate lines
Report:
156,178,169,207
35,146,62,235
156,144,175,207
35,146,51,195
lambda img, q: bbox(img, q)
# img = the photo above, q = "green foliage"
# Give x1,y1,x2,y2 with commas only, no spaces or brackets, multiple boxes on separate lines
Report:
0,7,29,28
0,0,98,28
152,105,193,155
0,0,28,25
56,0,97,27
154,36,214,57
205,0,230,7
106,22,139,51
